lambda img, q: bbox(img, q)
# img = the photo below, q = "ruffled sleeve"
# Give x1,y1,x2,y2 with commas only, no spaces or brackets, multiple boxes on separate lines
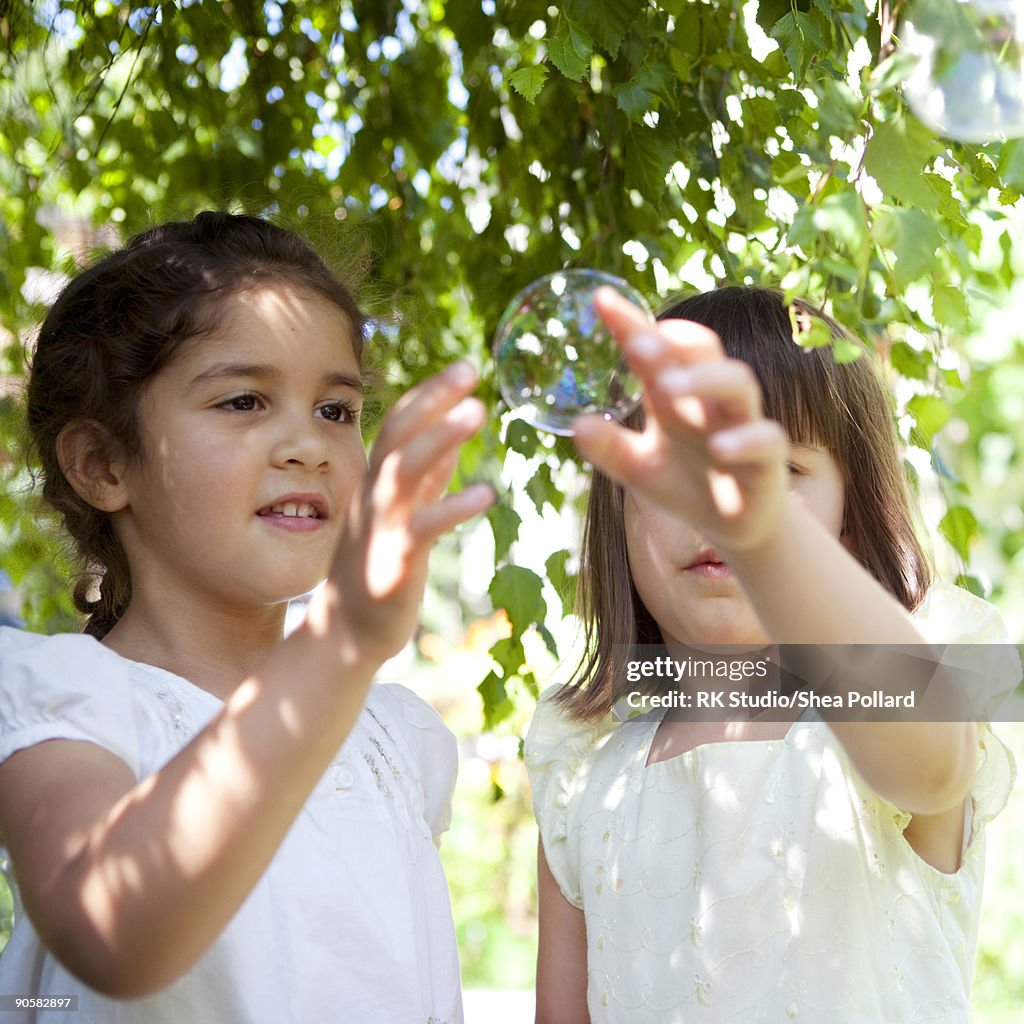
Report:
911,584,1019,833
524,685,606,909
376,683,458,841
914,582,1022,721
0,627,146,779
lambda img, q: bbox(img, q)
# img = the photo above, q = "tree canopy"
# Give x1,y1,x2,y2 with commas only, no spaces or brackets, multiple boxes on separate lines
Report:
1,0,1022,723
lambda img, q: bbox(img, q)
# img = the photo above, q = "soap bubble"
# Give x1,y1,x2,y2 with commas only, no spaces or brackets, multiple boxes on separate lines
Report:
902,0,1024,142
492,269,651,436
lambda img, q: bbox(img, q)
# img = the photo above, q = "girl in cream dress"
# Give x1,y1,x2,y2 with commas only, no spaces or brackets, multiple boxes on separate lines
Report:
527,286,1017,1023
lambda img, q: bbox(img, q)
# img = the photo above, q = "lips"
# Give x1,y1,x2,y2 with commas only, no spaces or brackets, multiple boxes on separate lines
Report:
684,548,732,578
256,493,328,522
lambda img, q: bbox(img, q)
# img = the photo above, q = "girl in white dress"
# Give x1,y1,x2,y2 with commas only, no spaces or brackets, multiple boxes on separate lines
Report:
0,212,495,1023
526,286,1018,1022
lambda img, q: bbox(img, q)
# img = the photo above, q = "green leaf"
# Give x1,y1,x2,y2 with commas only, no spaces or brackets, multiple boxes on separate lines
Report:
487,502,522,563
789,190,867,255
545,548,576,618
770,11,828,82
525,462,563,515
547,20,593,81
998,139,1024,190
614,64,673,124
874,208,943,286
477,670,515,729
932,284,969,330
907,393,951,449
863,117,943,211
832,338,862,363
889,341,934,381
569,0,642,59
954,573,986,598
488,565,546,638
488,636,527,677
505,420,541,458
624,123,676,199
868,50,919,95
509,64,549,103
537,623,559,661
939,505,980,560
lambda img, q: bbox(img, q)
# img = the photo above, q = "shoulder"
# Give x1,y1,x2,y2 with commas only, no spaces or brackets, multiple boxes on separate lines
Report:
0,627,151,778
0,626,135,702
524,685,615,821
913,584,1021,719
913,582,1013,644
371,682,456,755
524,685,608,771
368,683,458,835
524,686,621,910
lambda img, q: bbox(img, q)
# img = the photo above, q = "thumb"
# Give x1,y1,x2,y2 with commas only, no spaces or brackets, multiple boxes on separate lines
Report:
572,414,650,488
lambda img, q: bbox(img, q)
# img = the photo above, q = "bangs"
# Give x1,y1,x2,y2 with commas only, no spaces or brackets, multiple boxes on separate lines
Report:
657,288,864,455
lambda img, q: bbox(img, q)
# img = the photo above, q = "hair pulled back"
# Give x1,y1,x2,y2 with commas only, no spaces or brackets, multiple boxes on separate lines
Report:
564,285,932,721
26,211,368,639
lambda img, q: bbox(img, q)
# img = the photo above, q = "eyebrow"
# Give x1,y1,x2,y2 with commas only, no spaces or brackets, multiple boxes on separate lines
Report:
185,362,364,394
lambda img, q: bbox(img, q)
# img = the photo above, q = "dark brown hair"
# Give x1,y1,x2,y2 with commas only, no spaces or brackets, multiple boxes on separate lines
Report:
26,211,368,639
560,285,932,721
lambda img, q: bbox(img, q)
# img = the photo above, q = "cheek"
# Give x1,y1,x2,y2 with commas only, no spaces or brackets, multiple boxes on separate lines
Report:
796,478,846,537
623,506,683,601
141,434,245,521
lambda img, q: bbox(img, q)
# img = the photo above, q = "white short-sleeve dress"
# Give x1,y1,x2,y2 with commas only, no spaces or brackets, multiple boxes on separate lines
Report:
526,584,1019,1022
0,627,463,1024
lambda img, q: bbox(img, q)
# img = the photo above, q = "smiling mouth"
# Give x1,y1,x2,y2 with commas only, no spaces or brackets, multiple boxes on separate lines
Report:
257,501,323,520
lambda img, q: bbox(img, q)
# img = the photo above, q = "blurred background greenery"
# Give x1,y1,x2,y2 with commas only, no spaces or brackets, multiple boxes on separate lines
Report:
1,0,1022,1017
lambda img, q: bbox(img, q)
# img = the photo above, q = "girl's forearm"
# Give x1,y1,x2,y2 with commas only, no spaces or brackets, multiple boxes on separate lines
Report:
724,497,977,815
47,623,376,998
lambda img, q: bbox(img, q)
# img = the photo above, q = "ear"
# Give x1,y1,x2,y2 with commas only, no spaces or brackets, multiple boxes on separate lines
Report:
56,420,130,513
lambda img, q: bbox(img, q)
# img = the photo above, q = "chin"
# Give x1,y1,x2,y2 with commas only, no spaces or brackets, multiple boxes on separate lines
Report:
679,616,768,648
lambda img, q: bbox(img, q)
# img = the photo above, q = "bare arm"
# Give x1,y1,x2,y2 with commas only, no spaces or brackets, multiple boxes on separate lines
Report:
0,630,375,997
726,497,977,817
0,364,493,998
535,841,589,1024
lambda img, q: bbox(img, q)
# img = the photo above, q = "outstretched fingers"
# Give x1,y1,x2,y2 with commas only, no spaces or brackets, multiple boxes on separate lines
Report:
370,361,480,472
408,483,496,544
571,413,659,491
594,286,724,368
372,395,487,518
708,420,789,470
351,362,497,603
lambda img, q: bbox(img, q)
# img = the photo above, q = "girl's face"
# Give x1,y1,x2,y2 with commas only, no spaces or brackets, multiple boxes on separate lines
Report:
624,442,846,647
112,284,366,618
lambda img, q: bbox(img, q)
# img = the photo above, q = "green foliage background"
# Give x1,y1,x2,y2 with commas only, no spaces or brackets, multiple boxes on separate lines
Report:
1,0,1022,1008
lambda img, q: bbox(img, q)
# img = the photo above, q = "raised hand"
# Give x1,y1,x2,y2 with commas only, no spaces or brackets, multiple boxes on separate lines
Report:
310,361,494,665
572,287,789,555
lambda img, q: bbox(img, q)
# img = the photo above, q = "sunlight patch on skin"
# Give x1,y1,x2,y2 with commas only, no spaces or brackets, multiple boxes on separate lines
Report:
671,395,707,430
708,468,743,517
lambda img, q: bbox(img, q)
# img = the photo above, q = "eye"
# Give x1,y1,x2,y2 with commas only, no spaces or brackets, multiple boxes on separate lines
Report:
315,400,359,424
786,462,806,476
219,392,263,412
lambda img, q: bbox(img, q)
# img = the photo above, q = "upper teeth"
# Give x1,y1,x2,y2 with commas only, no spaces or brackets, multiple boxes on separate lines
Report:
268,502,319,518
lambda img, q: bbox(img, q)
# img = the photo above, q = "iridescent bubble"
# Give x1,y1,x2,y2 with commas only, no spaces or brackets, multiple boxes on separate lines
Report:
902,0,1024,142
492,269,651,436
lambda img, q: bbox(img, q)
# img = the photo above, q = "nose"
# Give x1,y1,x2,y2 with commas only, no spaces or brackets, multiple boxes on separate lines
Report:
270,408,331,470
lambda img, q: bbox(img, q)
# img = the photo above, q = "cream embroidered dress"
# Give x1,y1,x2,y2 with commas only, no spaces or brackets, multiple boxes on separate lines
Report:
526,584,1018,1022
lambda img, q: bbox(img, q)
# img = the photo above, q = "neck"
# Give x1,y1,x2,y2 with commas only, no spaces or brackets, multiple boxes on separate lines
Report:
101,588,291,701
